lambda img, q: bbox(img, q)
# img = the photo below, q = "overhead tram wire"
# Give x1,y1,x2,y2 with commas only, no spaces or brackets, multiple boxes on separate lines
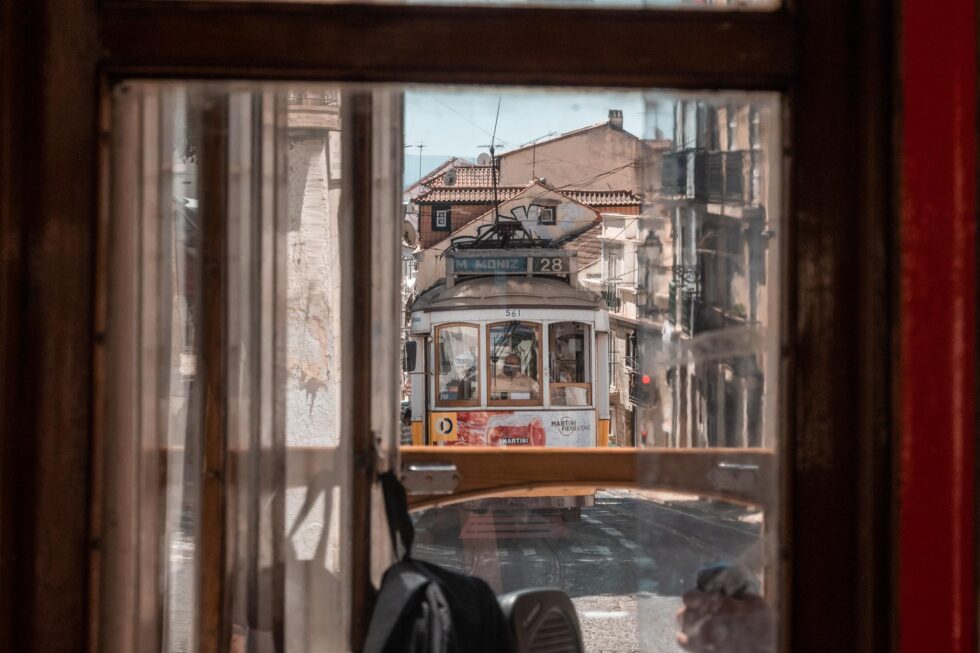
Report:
433,97,514,148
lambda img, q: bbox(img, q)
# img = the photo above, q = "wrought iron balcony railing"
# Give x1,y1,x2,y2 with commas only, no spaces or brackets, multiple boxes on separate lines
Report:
680,289,702,334
601,282,622,311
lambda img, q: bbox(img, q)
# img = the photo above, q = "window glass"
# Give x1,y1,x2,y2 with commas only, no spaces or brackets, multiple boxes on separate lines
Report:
488,322,542,403
549,322,591,406
436,324,480,404
412,490,768,653
106,83,781,653
532,204,557,224
406,85,781,652
104,82,394,653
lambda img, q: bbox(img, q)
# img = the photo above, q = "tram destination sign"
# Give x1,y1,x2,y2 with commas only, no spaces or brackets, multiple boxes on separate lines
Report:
454,255,526,274
451,251,572,277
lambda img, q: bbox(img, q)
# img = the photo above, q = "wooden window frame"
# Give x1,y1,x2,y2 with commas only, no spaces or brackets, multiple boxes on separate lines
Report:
434,322,481,408
486,320,544,407
0,1,905,653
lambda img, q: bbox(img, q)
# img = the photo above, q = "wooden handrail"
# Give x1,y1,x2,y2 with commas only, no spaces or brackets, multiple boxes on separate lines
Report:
162,445,775,511
399,446,775,511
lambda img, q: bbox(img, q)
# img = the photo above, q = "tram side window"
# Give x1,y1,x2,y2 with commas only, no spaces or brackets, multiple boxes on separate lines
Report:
488,321,541,404
549,322,591,406
436,324,480,405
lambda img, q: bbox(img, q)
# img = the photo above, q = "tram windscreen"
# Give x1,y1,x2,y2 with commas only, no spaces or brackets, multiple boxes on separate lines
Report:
549,322,591,406
436,325,480,404
489,322,541,403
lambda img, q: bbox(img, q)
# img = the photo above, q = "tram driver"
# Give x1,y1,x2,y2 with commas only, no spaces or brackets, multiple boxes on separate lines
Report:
493,352,539,399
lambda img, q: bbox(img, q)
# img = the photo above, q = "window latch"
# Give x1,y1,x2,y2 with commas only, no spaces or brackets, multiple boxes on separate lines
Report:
400,463,460,495
708,462,759,493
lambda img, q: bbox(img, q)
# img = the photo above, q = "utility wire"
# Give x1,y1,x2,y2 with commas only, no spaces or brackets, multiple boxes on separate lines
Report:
433,97,514,148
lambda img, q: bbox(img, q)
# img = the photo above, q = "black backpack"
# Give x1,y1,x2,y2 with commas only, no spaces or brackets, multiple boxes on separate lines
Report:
364,472,515,653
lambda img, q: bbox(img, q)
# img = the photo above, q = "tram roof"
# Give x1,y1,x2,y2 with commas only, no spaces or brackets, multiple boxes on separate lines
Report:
411,276,604,313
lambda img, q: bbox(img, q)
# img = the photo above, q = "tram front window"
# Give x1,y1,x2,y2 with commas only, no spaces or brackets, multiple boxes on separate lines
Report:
549,322,591,406
436,324,480,405
489,321,542,404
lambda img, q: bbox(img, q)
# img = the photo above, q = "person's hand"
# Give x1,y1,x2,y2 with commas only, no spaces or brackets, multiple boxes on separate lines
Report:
676,589,774,653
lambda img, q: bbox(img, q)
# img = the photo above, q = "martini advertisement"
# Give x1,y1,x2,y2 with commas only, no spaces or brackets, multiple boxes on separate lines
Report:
429,410,595,447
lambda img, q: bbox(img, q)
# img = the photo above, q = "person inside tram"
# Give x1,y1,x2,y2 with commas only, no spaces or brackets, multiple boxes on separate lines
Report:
494,352,538,399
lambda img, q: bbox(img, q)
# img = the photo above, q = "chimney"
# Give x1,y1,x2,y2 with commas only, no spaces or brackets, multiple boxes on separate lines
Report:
608,109,624,130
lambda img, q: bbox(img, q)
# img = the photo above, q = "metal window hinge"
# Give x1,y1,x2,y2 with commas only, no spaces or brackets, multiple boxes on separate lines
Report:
708,462,760,493
400,463,460,495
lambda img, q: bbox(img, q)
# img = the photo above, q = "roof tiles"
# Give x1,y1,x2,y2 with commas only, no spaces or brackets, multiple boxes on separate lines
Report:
414,187,524,204
415,186,641,206
427,165,497,187
560,223,603,268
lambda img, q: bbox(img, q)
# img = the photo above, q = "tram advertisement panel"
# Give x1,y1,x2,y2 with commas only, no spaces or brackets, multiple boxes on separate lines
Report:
429,410,595,447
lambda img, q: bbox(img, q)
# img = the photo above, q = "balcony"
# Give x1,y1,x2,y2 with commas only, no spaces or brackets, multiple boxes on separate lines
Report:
680,289,702,335
601,282,622,311
624,355,639,373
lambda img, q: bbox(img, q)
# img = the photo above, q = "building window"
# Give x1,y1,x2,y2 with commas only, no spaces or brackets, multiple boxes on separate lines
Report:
432,205,451,231
605,243,624,281
536,205,556,224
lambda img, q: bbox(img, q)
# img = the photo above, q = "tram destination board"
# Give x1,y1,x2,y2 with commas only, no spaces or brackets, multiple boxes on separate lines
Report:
451,251,572,276
454,255,526,274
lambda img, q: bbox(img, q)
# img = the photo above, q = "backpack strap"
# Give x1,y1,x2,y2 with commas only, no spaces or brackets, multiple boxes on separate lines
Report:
379,470,415,560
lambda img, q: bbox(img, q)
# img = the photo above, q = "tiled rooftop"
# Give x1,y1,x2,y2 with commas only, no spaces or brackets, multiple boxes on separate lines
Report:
415,185,642,206
425,165,497,188
559,223,603,268
414,187,524,204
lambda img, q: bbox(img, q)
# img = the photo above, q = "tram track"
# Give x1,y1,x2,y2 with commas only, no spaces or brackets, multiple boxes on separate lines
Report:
598,495,760,559
413,493,762,600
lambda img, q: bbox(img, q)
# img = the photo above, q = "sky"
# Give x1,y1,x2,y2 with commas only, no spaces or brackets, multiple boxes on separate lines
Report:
404,88,676,186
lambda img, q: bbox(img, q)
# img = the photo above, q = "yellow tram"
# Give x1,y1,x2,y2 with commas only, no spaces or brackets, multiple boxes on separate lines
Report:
406,245,611,455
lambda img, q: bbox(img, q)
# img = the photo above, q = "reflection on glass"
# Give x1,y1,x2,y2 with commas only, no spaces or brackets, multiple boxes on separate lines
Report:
632,96,779,450
436,324,480,403
283,87,350,653
406,87,779,452
105,83,781,653
160,91,203,653
489,322,541,403
413,490,764,653
109,83,354,653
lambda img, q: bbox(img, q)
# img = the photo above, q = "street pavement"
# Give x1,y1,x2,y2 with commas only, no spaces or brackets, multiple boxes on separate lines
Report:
413,489,764,653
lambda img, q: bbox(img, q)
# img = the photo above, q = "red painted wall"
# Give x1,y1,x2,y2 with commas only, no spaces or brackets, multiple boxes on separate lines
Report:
900,1,976,651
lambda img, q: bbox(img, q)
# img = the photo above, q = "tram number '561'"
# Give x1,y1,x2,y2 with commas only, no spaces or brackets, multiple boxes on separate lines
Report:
505,309,521,318
533,257,565,273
